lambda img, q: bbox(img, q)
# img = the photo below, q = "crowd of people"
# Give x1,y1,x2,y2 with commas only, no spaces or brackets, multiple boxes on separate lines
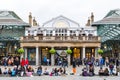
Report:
0,56,119,77
0,64,67,77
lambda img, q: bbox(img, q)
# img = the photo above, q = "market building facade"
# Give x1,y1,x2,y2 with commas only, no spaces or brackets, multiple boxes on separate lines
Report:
92,9,120,58
0,11,30,59
20,13,101,65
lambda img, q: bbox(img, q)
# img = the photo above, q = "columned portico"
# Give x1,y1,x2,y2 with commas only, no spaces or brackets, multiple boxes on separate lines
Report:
20,15,101,65
36,46,39,65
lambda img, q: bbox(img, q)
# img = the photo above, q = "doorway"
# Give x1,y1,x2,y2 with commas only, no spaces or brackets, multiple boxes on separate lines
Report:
85,48,95,59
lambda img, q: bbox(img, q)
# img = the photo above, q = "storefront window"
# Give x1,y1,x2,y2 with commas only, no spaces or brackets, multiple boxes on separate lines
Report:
27,48,36,61
86,48,95,58
73,48,80,58
41,48,50,62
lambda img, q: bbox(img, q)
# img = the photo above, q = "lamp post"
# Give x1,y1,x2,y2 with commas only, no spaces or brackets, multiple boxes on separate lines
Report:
14,44,17,53
109,47,112,57
104,44,107,50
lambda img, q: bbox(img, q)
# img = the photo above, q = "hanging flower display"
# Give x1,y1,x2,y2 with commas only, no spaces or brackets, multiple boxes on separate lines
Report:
17,48,24,54
97,49,103,54
66,49,72,54
49,48,56,54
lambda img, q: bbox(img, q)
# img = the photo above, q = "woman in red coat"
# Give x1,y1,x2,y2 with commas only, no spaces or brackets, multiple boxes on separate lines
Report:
25,58,29,67
21,58,25,67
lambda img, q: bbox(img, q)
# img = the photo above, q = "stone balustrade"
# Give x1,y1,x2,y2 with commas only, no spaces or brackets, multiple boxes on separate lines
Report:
21,36,101,42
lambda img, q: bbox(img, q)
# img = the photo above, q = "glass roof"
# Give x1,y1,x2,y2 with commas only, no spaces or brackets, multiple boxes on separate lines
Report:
0,11,21,20
104,9,120,18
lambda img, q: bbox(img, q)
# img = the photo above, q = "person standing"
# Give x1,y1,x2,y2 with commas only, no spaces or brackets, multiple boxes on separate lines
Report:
105,57,109,67
116,58,119,67
14,57,20,68
72,58,76,75
47,58,50,66
99,57,104,68
77,58,80,67
109,63,114,75
43,56,47,65
25,58,29,67
20,58,25,68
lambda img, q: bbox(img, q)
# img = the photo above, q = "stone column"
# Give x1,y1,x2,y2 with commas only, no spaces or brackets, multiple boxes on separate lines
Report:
95,47,100,59
97,47,101,59
67,30,70,36
51,54,54,66
39,48,41,65
36,47,39,65
67,47,71,65
24,48,27,59
53,30,55,36
82,47,86,59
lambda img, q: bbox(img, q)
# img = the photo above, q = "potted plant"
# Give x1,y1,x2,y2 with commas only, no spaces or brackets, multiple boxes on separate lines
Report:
49,48,56,54
17,48,24,54
97,49,103,55
17,48,24,59
66,49,72,54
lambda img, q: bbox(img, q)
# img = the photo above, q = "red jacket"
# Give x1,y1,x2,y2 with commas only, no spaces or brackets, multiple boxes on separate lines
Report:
25,59,29,65
21,59,25,67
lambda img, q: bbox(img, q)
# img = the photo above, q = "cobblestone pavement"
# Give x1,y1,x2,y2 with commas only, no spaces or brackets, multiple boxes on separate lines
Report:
0,65,120,80
0,75,120,80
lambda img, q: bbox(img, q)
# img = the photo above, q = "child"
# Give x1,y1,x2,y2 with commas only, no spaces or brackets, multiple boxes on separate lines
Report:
43,67,49,75
3,67,8,75
37,66,42,76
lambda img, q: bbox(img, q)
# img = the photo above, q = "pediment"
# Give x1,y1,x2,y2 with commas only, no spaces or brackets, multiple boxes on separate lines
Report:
43,15,80,28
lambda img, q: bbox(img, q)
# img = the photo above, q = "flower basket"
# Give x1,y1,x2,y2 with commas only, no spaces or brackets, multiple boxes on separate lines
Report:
97,49,103,54
66,49,72,54
49,48,56,54
17,48,24,54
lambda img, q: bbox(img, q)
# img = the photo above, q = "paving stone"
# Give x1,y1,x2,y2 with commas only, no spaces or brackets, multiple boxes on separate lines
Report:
0,65,120,80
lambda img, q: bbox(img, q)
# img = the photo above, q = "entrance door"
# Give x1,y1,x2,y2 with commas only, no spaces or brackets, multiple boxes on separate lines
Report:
86,48,95,59
41,48,50,65
73,48,80,58
27,48,36,65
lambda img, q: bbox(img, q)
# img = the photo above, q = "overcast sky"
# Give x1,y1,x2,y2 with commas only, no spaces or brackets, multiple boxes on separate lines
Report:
0,0,119,26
